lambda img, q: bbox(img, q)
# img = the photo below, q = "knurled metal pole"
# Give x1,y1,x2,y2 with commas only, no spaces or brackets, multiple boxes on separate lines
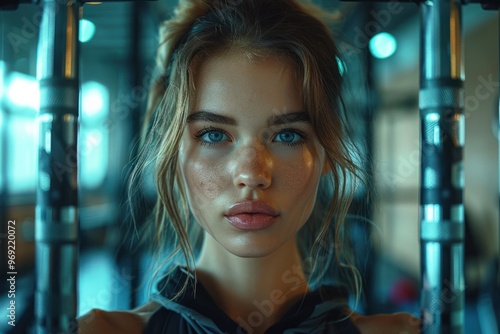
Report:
35,1,81,333
419,1,465,333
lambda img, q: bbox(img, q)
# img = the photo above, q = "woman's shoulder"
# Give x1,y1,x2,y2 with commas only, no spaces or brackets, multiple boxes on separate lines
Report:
349,311,421,334
77,301,161,334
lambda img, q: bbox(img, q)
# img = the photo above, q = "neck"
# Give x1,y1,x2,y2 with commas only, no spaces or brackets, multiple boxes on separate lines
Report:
195,232,310,333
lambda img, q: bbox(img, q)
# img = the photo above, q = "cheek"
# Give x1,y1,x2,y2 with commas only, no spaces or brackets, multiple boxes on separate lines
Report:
279,149,322,194
182,155,230,206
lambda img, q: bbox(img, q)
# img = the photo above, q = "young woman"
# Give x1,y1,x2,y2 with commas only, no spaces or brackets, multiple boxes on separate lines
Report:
79,0,420,333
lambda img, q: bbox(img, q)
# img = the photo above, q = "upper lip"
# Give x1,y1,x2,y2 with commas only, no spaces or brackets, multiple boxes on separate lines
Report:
225,201,279,216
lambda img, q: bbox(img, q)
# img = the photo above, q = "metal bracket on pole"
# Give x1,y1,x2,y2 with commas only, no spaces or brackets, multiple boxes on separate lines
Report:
1,0,154,333
35,1,81,332
419,1,465,333
0,0,487,332
337,0,491,333
341,0,499,333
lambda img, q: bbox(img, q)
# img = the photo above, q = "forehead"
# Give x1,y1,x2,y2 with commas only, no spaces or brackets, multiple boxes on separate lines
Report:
191,50,303,115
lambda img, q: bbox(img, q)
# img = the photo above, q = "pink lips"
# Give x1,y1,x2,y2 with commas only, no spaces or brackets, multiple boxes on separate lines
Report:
225,201,279,230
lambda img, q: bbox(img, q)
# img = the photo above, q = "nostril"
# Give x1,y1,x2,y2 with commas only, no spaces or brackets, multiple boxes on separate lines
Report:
233,168,272,190
236,176,270,190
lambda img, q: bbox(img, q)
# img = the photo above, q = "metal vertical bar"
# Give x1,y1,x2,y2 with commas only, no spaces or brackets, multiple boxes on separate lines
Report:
496,8,500,329
419,1,465,333
35,1,81,333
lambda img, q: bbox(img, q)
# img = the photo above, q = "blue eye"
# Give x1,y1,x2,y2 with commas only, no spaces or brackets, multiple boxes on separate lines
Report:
195,128,229,146
203,131,226,143
273,130,304,145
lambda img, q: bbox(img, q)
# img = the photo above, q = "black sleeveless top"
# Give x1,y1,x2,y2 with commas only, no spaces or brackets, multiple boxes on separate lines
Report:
143,267,362,334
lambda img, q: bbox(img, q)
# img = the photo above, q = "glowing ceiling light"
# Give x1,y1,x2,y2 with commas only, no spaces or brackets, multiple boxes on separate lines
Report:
369,32,397,59
79,19,96,43
82,81,109,121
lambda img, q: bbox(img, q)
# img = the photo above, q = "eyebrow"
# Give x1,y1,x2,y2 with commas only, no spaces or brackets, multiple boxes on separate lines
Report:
267,112,310,127
187,111,237,125
187,111,310,127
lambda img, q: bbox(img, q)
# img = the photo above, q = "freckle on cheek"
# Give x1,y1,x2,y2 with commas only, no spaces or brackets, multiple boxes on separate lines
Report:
282,155,315,192
190,161,227,201
283,165,307,191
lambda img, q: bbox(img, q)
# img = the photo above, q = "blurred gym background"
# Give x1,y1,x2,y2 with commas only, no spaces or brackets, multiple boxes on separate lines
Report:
0,0,498,333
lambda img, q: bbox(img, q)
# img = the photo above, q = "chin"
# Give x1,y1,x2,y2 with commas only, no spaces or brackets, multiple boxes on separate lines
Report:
220,234,289,258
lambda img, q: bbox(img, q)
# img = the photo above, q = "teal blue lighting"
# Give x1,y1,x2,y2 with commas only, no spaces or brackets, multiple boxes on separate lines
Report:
8,116,38,193
369,32,397,59
82,81,109,121
336,56,346,76
6,72,39,111
0,60,5,102
81,128,108,189
79,19,96,43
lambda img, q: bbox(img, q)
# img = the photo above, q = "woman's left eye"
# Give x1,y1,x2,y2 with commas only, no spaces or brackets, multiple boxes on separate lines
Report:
272,129,306,146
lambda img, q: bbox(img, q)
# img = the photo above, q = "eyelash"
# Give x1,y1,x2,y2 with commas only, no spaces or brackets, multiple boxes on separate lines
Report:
274,128,309,147
193,127,309,147
194,127,231,146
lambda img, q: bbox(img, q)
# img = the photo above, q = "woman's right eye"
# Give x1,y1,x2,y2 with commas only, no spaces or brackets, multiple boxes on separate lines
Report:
194,128,229,146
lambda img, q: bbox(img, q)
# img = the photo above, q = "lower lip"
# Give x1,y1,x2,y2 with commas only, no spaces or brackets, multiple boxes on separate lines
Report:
225,214,278,230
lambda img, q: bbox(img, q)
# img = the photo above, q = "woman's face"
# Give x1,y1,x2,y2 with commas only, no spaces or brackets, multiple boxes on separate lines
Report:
178,50,327,258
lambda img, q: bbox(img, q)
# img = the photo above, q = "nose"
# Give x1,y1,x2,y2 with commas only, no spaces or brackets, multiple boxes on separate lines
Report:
232,143,272,189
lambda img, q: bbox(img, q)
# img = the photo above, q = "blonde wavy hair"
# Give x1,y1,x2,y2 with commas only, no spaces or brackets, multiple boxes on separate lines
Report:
130,0,364,301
